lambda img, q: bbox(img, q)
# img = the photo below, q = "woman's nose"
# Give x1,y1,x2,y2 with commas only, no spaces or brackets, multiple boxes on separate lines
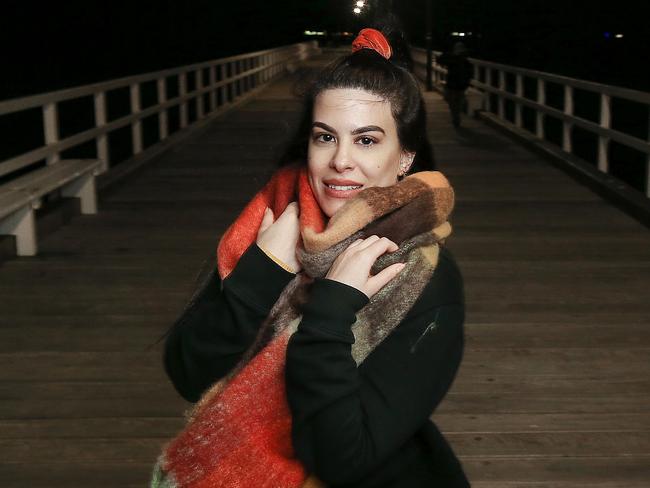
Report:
330,143,354,172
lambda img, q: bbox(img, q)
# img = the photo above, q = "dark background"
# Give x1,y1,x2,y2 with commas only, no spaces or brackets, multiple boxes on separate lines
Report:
1,0,648,192
1,0,648,100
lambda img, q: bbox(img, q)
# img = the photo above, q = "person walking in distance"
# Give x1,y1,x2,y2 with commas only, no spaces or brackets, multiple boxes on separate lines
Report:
439,42,473,128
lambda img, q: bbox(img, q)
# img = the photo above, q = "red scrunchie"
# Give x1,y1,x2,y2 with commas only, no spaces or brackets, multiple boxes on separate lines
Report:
351,28,392,60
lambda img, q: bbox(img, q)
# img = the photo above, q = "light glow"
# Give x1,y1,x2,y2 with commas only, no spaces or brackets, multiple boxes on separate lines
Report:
615,33,624,38
356,1,365,6
353,7,361,14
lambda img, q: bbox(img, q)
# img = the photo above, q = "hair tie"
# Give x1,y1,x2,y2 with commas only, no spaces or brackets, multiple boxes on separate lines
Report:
351,28,392,60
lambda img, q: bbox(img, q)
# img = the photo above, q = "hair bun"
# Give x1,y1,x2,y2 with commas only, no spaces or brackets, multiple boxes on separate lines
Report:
351,28,392,60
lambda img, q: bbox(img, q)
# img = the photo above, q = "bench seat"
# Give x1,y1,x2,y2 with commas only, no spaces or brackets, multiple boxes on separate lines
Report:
0,159,102,256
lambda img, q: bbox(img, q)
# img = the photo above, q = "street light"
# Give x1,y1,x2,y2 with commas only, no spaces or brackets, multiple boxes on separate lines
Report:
356,1,365,6
353,7,361,14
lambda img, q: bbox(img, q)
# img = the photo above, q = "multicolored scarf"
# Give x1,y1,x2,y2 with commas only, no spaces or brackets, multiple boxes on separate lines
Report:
151,165,455,488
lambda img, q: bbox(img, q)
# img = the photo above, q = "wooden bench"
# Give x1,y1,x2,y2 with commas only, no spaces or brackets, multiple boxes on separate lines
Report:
0,159,102,256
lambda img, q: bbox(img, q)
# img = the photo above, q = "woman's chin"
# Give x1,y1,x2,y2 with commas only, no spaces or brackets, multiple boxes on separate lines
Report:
320,198,348,218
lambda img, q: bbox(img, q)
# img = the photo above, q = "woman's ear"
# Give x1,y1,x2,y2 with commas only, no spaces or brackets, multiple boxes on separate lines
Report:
398,152,416,176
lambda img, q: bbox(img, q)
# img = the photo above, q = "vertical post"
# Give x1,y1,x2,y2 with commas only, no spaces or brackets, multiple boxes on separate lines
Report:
425,0,433,91
195,69,204,120
209,65,217,112
219,64,227,105
536,78,545,139
241,58,250,93
157,77,169,140
598,93,611,173
43,103,60,165
497,70,505,119
130,83,143,155
179,72,188,128
563,84,574,153
515,74,523,128
483,68,492,112
237,60,243,96
647,107,650,198
94,92,109,172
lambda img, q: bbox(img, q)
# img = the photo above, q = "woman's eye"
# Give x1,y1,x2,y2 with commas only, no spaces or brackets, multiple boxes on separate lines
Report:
315,133,335,143
357,136,376,146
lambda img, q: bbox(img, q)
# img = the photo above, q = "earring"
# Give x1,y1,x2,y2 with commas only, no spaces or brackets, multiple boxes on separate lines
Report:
398,154,415,176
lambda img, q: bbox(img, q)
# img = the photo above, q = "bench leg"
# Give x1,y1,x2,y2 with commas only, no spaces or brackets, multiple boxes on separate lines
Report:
0,206,37,256
61,173,97,214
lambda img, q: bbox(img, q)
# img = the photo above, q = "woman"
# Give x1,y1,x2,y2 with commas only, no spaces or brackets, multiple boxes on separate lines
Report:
153,25,470,488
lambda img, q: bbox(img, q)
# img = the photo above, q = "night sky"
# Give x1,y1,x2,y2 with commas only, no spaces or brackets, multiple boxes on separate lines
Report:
1,0,648,100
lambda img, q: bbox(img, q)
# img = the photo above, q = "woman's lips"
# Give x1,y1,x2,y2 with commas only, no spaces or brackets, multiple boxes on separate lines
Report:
322,179,364,199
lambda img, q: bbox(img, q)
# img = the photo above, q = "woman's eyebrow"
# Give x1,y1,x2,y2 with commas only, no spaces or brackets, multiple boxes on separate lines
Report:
351,125,385,135
312,122,337,134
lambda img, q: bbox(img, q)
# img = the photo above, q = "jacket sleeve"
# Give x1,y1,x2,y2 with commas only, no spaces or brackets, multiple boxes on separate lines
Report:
285,274,464,485
164,244,295,402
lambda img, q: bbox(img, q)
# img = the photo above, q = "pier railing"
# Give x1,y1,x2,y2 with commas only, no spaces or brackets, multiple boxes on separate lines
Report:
412,47,650,199
0,41,319,179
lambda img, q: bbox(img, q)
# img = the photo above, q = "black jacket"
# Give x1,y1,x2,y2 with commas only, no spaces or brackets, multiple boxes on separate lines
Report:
164,244,470,488
438,53,473,91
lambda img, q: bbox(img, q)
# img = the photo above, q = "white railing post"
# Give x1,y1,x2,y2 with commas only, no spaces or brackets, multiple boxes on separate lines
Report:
219,64,227,106
94,92,109,172
563,85,574,153
179,72,188,128
195,69,204,120
243,59,249,92
157,78,168,140
498,70,506,119
483,68,492,112
432,56,441,85
237,60,243,96
515,74,524,128
130,83,143,155
209,66,217,112
43,102,60,165
536,79,545,139
598,93,611,173
647,108,650,198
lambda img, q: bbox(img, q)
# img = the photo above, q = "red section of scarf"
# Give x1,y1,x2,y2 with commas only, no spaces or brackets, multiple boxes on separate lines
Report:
351,28,392,60
161,166,326,487
217,165,326,279
163,332,306,487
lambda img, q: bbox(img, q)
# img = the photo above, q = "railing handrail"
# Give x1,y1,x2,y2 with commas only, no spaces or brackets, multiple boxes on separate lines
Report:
468,58,650,105
0,41,319,179
0,42,309,116
411,47,650,105
411,46,650,198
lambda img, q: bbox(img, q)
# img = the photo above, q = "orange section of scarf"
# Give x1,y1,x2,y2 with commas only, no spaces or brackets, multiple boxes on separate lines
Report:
216,165,326,280
351,28,392,60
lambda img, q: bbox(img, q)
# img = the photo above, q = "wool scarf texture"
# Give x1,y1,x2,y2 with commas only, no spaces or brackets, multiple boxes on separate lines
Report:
152,165,455,488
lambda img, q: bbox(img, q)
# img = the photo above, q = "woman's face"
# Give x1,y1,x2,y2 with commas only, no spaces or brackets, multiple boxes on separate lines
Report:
307,88,413,217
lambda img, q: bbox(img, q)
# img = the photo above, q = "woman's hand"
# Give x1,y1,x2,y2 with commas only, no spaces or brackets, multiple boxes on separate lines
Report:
325,235,405,298
256,202,302,273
